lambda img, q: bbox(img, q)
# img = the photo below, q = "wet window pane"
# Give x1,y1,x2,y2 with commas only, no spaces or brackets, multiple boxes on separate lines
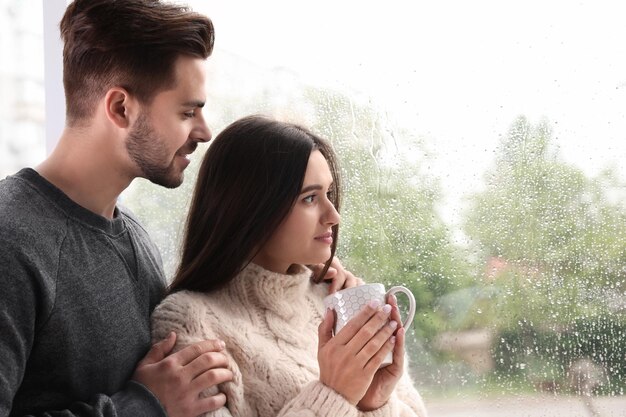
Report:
130,2,622,415
3,0,624,415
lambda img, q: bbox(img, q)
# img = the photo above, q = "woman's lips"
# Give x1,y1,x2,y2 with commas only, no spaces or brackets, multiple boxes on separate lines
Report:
315,232,333,244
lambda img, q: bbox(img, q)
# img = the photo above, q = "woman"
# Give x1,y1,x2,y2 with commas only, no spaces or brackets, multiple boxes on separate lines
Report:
151,115,428,416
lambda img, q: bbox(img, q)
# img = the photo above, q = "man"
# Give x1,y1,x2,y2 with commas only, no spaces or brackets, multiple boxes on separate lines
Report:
0,1,228,415
0,1,358,416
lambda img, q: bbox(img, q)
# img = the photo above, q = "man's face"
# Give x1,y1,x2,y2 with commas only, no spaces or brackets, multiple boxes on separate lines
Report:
126,56,211,188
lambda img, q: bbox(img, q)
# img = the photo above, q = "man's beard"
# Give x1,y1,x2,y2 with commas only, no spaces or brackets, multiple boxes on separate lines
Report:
126,113,184,189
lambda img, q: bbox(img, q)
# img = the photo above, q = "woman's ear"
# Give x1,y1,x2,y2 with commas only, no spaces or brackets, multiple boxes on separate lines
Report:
104,87,137,129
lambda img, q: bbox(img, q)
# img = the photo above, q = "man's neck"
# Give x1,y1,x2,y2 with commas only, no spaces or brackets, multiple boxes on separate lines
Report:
37,131,133,219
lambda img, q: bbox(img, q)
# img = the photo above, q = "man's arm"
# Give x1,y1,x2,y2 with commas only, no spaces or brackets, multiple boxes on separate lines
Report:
0,248,230,417
0,242,166,417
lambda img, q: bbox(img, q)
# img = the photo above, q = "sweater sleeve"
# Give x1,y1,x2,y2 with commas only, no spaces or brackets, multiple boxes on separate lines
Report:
0,237,39,416
276,381,358,417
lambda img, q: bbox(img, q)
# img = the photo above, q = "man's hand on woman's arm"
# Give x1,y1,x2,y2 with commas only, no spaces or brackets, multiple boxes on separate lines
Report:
132,332,234,417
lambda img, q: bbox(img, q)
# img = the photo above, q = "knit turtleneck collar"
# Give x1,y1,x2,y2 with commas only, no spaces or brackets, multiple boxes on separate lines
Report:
229,262,314,320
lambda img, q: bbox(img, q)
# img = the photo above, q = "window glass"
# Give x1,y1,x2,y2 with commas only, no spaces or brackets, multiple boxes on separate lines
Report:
2,1,624,415
125,2,626,414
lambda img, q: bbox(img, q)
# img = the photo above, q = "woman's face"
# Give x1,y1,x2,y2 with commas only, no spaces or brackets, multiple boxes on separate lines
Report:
253,150,340,274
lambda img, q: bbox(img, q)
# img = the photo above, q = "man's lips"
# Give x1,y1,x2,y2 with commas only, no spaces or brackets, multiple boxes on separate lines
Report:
178,143,198,158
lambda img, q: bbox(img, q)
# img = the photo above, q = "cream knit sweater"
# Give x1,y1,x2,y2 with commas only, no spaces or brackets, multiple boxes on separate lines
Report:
151,263,428,417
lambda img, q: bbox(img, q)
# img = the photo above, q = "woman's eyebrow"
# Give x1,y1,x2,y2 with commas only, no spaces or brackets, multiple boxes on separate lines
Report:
300,182,334,194
300,184,322,194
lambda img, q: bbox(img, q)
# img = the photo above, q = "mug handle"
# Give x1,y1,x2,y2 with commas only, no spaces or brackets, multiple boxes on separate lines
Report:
386,286,416,330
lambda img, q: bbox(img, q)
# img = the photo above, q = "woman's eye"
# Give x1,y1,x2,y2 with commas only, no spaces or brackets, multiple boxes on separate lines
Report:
303,195,316,203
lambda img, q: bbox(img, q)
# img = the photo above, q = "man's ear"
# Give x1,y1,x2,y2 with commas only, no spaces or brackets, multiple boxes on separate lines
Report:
104,87,138,129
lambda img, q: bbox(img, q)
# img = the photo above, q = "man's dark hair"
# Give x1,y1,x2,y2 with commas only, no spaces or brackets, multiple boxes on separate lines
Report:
60,0,215,125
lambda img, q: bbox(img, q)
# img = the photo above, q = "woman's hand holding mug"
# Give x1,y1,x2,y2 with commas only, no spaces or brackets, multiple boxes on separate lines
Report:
318,283,416,409
357,293,407,411
317,298,398,405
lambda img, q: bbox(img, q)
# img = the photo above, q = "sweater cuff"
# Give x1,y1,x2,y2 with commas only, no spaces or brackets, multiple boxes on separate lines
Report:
111,380,167,417
291,381,358,417
359,392,397,417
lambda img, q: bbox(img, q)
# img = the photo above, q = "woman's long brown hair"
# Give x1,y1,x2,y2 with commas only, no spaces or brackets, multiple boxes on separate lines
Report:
169,115,342,293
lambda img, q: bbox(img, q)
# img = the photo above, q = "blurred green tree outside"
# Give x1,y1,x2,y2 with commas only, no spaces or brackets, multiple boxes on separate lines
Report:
463,115,625,327
462,116,626,393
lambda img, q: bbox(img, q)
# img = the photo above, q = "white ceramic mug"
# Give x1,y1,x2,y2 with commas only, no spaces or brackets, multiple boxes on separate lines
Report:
323,283,416,367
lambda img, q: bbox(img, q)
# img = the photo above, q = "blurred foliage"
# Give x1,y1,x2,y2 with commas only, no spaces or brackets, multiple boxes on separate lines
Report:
462,116,625,325
458,117,626,326
465,116,625,302
462,115,626,392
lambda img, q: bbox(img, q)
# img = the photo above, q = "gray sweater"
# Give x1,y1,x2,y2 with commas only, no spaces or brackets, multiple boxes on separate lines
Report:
0,169,167,416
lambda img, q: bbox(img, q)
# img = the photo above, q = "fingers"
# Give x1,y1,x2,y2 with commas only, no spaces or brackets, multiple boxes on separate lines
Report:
353,276,365,287
318,308,335,350
334,300,393,348
381,296,405,374
316,298,399,406
309,262,327,277
324,267,343,294
324,266,338,279
317,257,364,294
387,294,403,329
328,269,355,294
133,336,233,417
390,327,405,372
356,319,398,369
329,256,343,271
364,327,397,371
387,293,398,309
342,270,362,289
140,332,176,366
187,350,230,380
170,339,226,366
191,366,234,392
197,392,228,413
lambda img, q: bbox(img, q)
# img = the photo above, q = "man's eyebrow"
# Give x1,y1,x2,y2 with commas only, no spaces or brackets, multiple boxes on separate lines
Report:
182,100,205,108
